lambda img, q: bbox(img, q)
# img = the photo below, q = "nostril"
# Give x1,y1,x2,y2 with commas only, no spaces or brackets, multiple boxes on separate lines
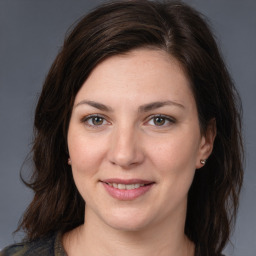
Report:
108,133,145,168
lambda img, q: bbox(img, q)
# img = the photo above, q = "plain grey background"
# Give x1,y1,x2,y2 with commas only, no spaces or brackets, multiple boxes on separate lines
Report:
0,0,255,255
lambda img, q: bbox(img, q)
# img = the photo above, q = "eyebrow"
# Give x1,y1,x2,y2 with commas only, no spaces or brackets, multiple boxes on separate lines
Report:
75,100,184,112
75,100,113,112
138,100,184,112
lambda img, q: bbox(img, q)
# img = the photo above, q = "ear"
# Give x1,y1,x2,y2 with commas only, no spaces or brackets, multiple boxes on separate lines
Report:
196,118,216,169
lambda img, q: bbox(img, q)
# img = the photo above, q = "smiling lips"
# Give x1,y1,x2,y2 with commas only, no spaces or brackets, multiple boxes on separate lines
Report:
107,183,145,190
101,179,155,200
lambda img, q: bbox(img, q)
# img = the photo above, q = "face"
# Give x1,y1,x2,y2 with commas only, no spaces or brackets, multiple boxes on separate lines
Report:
67,49,213,232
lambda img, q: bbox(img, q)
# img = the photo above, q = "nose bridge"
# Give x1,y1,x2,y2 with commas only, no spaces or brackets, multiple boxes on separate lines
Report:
109,122,143,168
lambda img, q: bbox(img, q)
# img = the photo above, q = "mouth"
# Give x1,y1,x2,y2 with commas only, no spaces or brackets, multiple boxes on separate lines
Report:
100,179,155,200
104,182,148,190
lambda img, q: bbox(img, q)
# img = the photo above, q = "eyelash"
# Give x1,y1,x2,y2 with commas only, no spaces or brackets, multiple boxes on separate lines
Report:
146,114,176,127
81,114,109,128
81,114,176,128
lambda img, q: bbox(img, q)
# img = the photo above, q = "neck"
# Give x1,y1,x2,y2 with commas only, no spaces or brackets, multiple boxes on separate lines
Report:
63,208,194,256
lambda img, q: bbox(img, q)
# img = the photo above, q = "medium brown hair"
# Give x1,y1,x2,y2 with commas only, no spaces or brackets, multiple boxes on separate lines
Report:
18,1,243,255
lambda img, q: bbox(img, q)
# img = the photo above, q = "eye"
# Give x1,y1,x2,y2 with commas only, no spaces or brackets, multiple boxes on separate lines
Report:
81,114,109,127
147,115,175,127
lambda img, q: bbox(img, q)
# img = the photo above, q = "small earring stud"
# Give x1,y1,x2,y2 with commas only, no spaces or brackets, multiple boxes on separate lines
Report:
200,159,206,165
68,158,72,165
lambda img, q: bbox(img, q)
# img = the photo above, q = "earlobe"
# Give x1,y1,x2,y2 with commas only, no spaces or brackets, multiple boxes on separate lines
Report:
200,159,206,165
196,119,216,169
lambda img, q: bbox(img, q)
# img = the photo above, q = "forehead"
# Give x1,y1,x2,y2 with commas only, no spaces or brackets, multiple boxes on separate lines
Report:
74,48,194,106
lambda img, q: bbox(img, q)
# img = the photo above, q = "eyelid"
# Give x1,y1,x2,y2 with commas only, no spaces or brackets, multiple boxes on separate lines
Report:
80,113,175,128
145,114,176,126
81,114,111,128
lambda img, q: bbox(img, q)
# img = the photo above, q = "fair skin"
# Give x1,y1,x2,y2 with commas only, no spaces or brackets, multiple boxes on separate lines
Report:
64,48,215,256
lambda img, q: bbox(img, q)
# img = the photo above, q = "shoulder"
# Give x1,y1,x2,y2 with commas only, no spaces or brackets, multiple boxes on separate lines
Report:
0,232,65,256
0,242,28,256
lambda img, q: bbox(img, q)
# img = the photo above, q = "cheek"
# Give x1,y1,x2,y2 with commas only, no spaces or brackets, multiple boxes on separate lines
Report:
68,130,106,178
152,136,199,170
68,134,106,202
148,131,200,186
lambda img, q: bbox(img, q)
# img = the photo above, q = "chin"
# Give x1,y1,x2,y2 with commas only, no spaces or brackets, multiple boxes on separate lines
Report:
107,220,151,232
102,208,154,232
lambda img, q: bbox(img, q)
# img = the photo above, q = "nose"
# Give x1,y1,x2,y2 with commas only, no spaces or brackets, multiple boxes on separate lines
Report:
108,125,145,169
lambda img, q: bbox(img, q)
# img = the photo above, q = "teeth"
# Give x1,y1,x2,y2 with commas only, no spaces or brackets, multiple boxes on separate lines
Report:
134,184,141,189
107,183,145,190
118,184,126,189
126,184,135,190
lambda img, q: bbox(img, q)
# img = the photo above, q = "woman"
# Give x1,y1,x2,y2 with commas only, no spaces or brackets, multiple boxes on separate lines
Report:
1,1,243,256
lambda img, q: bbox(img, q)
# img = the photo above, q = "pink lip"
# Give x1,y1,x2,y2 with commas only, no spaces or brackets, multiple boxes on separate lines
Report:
102,178,153,185
101,179,155,201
